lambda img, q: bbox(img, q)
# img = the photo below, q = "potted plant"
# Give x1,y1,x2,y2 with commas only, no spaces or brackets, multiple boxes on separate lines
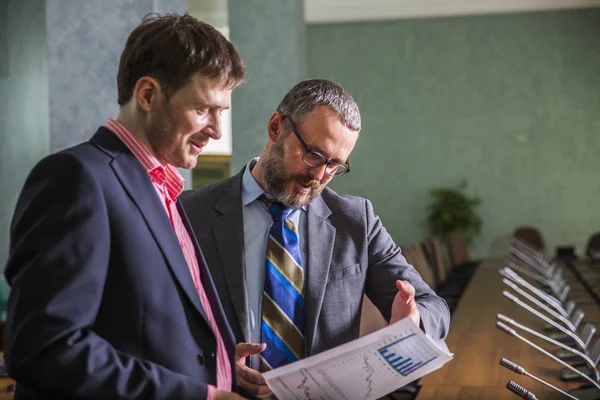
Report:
426,181,482,245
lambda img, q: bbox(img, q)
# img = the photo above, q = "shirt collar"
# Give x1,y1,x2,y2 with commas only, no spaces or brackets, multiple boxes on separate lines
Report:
241,158,307,211
105,118,184,201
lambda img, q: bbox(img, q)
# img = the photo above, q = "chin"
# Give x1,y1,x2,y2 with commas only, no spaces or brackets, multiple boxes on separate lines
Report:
181,159,198,170
169,156,197,170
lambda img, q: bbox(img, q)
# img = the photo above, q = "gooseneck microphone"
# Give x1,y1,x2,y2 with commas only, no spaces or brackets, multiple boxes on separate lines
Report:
506,380,538,400
505,259,552,287
496,321,600,391
497,314,598,380
502,279,575,331
509,247,553,279
500,358,578,399
500,267,568,317
502,291,586,351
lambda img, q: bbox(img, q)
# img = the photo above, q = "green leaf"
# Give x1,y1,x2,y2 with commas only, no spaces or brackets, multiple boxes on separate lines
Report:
424,181,482,245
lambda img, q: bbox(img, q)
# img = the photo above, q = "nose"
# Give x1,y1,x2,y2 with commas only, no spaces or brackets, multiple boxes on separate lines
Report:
308,163,329,182
203,111,222,140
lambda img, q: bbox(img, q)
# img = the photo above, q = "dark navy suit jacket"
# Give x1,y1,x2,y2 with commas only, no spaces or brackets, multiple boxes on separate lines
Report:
4,127,237,399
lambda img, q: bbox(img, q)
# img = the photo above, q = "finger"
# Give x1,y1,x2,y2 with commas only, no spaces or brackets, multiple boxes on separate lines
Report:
237,364,267,385
236,342,267,357
396,280,416,299
237,377,273,397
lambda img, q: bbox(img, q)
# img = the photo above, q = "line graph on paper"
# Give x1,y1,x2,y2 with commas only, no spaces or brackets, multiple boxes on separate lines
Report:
377,333,438,376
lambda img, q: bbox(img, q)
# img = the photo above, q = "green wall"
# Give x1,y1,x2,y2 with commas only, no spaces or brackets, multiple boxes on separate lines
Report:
0,0,50,269
229,0,306,173
307,9,600,258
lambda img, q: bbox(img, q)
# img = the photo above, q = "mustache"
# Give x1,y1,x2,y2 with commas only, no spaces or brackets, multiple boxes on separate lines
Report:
296,176,320,189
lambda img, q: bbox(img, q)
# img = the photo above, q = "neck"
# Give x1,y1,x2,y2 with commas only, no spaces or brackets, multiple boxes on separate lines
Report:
250,157,270,194
115,109,165,165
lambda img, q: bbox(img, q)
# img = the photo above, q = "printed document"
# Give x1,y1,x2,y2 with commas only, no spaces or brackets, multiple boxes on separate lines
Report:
263,317,453,400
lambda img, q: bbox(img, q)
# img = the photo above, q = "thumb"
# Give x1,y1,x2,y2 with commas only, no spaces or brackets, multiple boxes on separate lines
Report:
236,342,267,357
396,280,416,300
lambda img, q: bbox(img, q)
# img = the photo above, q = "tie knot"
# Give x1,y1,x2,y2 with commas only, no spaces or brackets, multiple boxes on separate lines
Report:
263,198,293,221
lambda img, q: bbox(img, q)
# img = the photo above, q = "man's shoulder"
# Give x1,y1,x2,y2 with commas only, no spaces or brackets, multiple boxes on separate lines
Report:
318,188,376,228
320,187,369,213
34,139,110,177
180,174,239,205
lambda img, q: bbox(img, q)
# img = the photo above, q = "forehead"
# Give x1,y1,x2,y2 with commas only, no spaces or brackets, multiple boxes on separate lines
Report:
296,106,359,158
175,73,232,107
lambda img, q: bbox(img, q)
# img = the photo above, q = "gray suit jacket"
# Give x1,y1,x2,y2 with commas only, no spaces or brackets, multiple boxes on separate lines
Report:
181,169,450,357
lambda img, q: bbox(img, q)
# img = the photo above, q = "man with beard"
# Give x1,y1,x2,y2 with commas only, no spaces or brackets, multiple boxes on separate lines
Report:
4,14,249,400
182,79,450,398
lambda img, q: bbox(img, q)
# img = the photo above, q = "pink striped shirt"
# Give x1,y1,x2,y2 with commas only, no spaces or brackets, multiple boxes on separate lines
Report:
105,118,232,399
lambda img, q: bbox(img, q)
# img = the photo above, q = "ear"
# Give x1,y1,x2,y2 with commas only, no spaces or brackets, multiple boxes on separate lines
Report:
267,112,286,143
134,76,162,112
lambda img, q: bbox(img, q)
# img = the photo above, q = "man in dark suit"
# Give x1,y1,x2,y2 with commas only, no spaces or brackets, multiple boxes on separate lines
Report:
182,79,451,398
4,14,248,400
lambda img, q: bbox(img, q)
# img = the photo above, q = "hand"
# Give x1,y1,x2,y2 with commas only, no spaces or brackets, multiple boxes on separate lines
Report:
390,280,420,327
235,343,273,399
215,389,248,399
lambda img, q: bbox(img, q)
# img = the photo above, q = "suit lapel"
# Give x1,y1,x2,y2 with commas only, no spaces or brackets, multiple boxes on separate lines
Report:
212,172,251,342
93,129,210,325
305,195,335,355
178,202,236,361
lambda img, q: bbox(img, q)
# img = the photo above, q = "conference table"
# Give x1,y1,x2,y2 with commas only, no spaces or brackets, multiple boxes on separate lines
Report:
0,259,597,399
416,258,600,399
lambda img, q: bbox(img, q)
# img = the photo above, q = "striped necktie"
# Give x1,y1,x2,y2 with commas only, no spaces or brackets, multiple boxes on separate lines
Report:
260,201,305,371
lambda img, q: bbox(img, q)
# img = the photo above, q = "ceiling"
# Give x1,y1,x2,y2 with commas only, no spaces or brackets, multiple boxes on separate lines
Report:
187,0,600,26
304,0,600,23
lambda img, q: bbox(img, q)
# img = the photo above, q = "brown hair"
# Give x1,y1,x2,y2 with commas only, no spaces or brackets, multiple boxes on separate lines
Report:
117,13,245,105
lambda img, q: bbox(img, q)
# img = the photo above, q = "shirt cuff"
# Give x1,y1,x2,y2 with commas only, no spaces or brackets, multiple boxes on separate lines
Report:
207,384,216,400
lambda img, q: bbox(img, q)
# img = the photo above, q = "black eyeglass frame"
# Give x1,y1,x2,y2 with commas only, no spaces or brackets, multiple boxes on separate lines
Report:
281,114,350,177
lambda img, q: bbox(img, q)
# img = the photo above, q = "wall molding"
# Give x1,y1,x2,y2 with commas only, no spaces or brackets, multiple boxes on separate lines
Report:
305,0,600,24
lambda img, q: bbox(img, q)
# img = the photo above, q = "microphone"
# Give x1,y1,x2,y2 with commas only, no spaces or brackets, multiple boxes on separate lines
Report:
502,278,576,331
505,260,554,289
510,240,556,274
500,267,568,317
502,290,587,351
509,247,552,279
497,314,599,380
506,253,565,296
500,358,578,399
506,380,538,400
496,321,600,390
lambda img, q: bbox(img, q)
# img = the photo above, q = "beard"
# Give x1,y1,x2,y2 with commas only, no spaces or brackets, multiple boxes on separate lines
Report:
261,138,324,208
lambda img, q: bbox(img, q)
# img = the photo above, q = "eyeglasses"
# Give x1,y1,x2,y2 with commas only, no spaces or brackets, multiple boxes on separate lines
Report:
281,114,350,177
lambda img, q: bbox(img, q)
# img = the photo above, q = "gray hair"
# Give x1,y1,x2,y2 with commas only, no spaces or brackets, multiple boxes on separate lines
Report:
276,79,361,132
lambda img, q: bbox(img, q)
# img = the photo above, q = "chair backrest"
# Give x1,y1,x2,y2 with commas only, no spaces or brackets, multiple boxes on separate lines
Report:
578,323,596,348
585,231,600,260
448,232,469,266
404,243,437,290
423,236,451,284
513,226,545,252
359,295,387,337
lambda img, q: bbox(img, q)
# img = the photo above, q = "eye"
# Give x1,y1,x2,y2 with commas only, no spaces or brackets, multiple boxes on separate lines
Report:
196,108,208,116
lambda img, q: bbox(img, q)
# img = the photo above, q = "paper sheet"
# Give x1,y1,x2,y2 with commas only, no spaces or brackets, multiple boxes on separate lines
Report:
263,317,453,400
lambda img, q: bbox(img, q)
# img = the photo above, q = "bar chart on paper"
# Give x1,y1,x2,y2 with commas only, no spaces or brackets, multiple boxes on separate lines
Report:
378,333,438,376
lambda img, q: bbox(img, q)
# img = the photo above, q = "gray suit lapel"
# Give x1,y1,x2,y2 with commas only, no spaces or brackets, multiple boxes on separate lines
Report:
305,194,335,355
213,172,251,342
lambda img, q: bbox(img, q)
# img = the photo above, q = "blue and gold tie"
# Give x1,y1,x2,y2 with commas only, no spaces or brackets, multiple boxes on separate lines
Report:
260,201,305,371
